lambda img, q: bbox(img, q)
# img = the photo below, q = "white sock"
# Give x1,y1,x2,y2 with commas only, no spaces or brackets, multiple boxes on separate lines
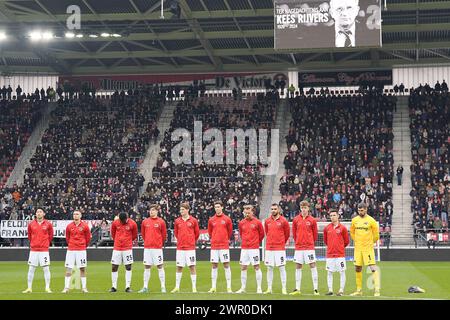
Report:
175,272,182,289
27,266,36,289
190,274,197,289
241,269,247,290
327,271,333,292
267,266,273,290
295,268,302,291
255,269,262,291
211,268,218,288
225,267,232,289
125,270,132,288
158,268,166,289
111,271,118,289
65,276,71,289
81,277,87,290
339,271,346,292
143,269,150,289
279,266,287,290
311,267,319,291
43,266,51,290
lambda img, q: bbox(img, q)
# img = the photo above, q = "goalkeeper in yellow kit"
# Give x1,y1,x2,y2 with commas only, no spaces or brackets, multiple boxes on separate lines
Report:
350,202,380,297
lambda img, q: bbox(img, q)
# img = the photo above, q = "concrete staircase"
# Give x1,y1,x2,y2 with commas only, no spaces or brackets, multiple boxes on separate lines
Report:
390,96,414,245
259,98,291,220
6,102,56,187
138,102,177,196
270,99,292,209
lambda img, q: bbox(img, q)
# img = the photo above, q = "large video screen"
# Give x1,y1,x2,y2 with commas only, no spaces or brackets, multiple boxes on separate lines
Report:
274,0,382,50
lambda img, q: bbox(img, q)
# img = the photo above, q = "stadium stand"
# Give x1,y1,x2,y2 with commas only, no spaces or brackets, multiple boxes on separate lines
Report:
138,94,278,230
2,91,163,222
0,98,45,189
409,83,450,241
279,89,396,231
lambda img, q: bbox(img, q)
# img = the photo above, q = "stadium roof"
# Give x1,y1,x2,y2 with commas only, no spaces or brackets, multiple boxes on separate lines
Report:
1,0,450,75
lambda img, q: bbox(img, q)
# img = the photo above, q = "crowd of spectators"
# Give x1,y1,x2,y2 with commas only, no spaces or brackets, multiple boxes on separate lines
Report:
1,92,162,222
0,99,45,188
138,95,277,230
279,89,396,231
0,84,59,102
409,82,449,238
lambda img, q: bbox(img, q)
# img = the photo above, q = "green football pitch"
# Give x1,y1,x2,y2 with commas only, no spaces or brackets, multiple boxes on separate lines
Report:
1,261,449,300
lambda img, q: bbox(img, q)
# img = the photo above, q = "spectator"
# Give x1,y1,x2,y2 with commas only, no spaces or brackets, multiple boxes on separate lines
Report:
288,84,296,98
396,164,404,185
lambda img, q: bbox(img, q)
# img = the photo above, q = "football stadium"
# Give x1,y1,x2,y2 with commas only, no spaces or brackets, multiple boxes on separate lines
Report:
0,0,449,307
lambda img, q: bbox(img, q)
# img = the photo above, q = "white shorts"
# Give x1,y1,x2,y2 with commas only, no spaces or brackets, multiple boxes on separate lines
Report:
293,250,317,265
210,249,230,263
143,249,164,266
240,249,260,266
326,257,347,272
264,250,286,267
28,251,50,267
65,250,87,269
176,250,196,267
111,250,134,265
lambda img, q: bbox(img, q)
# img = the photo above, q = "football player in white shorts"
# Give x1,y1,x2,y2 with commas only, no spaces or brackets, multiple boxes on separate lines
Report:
138,204,167,293
290,200,319,296
171,202,200,293
207,200,233,293
324,209,350,296
263,204,290,295
23,208,54,293
110,212,138,293
62,210,92,293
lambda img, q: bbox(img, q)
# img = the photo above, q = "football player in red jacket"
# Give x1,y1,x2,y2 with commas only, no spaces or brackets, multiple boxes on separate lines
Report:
207,200,233,293
138,204,167,294
264,204,290,295
110,212,138,293
62,210,91,293
236,204,264,294
290,200,319,296
171,202,200,293
23,208,54,293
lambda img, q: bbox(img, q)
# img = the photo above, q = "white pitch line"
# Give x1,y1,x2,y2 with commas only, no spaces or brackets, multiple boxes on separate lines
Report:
6,291,444,300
